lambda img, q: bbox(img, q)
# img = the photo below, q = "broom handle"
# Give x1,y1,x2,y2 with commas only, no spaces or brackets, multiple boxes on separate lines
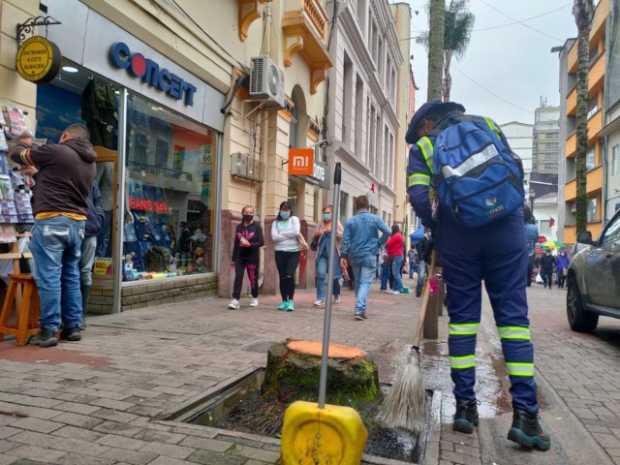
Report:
318,162,342,409
413,249,437,348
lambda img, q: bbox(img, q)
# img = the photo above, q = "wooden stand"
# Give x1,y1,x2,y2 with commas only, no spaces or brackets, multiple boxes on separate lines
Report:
0,273,40,345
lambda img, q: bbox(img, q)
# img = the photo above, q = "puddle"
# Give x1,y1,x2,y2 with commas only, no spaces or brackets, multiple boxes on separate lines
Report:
170,368,434,463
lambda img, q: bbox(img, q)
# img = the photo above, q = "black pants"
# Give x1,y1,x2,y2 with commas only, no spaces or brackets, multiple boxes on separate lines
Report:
232,259,259,300
275,251,300,302
558,273,566,288
542,271,553,289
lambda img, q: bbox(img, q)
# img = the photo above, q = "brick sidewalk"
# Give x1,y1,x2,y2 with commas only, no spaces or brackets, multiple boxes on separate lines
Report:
0,281,421,465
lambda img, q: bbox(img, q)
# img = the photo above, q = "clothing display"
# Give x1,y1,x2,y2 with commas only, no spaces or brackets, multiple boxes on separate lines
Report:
81,78,118,150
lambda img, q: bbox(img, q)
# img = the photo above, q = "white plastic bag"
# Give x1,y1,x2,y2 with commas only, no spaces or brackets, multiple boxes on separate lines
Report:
535,273,543,284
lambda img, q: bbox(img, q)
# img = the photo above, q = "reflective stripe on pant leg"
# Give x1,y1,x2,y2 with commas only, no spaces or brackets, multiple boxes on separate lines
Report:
506,362,535,377
450,354,476,369
408,172,430,187
449,322,480,336
497,326,531,340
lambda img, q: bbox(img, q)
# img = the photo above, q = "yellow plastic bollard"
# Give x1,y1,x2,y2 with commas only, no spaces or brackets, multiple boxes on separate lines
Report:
281,400,368,465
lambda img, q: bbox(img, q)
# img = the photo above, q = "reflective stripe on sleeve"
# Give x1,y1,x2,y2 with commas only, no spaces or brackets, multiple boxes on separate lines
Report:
498,326,531,340
449,323,480,336
416,136,434,173
408,172,431,187
450,355,476,369
506,362,535,377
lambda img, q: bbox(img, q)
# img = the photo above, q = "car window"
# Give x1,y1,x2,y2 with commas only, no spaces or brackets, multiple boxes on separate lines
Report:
601,215,620,246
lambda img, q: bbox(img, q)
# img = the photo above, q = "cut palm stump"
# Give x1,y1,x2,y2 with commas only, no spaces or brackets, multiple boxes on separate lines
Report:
276,340,373,465
264,340,380,407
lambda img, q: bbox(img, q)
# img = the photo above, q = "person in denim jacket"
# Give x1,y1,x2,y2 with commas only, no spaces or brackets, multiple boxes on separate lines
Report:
340,195,390,320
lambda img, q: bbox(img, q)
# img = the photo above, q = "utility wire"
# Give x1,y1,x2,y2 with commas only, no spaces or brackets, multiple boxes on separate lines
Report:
478,0,564,42
400,2,570,41
454,66,532,115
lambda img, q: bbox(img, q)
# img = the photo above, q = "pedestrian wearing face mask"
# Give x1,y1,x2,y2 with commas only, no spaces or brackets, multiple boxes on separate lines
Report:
312,205,343,307
228,206,264,310
271,201,301,311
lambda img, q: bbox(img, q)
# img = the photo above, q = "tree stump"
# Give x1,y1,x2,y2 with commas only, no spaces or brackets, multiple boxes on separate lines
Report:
263,340,381,408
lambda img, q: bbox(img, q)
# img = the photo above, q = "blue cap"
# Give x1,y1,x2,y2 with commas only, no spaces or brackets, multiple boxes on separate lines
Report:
405,100,466,144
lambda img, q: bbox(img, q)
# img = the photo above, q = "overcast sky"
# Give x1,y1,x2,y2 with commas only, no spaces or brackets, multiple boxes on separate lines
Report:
402,0,577,124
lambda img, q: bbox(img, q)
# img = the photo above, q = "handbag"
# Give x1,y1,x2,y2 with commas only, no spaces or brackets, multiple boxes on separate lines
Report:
310,235,320,252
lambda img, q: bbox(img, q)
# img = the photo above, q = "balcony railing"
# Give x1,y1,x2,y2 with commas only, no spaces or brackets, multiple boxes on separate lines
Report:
304,0,327,39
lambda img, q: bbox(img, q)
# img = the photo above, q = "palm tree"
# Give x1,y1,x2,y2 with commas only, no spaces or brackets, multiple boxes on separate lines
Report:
573,0,594,236
442,0,475,102
427,0,445,101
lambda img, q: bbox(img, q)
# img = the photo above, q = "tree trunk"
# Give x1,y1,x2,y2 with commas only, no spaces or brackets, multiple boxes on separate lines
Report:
575,16,591,236
427,0,446,101
442,50,453,102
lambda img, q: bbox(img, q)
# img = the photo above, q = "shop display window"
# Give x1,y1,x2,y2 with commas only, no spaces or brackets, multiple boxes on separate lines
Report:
123,93,215,281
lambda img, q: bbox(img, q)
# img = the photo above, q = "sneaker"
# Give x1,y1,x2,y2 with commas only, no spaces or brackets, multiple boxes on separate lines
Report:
453,399,479,434
334,296,341,304
277,301,288,311
314,300,324,307
228,299,240,310
61,327,82,342
354,311,364,321
286,300,295,312
32,328,58,348
249,298,259,307
508,409,551,451
361,312,368,319
390,290,401,295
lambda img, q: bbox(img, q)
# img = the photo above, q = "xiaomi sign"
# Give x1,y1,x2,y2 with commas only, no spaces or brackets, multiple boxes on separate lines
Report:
288,148,314,176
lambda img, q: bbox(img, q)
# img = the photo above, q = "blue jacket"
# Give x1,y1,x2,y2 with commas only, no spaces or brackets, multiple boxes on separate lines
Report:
341,211,391,262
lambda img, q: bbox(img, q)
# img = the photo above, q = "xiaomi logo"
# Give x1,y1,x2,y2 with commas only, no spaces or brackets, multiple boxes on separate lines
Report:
288,148,314,176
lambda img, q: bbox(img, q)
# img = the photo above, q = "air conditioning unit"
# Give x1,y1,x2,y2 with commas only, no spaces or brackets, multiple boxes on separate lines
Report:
249,56,285,108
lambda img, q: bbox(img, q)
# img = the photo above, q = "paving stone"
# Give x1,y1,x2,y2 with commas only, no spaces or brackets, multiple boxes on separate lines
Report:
97,434,150,451
0,439,18,453
54,402,101,415
101,448,159,465
9,417,63,434
179,436,233,452
10,430,110,456
7,460,57,465
90,398,135,411
93,421,143,437
53,425,103,442
187,450,248,465
147,457,195,465
229,445,281,463
6,445,66,463
440,450,481,465
50,412,102,429
139,442,193,459
92,409,140,424
132,429,185,445
0,426,21,439
57,453,116,465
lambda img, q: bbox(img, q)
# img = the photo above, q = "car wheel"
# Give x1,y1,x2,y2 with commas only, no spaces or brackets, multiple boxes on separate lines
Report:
567,274,598,332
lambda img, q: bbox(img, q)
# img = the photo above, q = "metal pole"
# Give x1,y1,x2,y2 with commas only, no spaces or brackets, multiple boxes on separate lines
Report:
213,132,224,272
112,88,128,314
318,162,342,409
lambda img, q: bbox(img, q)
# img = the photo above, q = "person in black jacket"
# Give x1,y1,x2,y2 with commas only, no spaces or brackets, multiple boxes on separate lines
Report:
81,183,104,328
540,250,555,289
414,232,431,297
228,206,264,310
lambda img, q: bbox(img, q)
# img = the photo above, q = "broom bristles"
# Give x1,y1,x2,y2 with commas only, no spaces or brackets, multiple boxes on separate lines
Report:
377,348,426,434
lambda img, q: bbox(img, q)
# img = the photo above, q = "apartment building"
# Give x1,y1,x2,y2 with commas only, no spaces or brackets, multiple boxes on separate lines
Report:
558,0,614,243
500,121,534,191
532,102,560,175
325,0,403,226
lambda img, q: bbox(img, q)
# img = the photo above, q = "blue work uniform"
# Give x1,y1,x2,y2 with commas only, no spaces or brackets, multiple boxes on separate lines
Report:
407,110,538,415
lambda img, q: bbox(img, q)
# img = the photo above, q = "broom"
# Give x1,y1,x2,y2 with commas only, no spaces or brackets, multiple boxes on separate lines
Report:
377,251,437,434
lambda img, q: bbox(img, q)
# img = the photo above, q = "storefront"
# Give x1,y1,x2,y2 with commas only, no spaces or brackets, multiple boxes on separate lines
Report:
35,1,225,313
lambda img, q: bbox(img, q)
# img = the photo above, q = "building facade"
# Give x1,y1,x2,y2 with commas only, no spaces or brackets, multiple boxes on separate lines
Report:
0,0,333,311
500,121,534,192
532,101,560,175
391,2,414,234
325,0,403,226
558,0,613,243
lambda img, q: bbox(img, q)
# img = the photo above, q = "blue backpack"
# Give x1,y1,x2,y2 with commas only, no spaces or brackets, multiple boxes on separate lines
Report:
418,116,524,228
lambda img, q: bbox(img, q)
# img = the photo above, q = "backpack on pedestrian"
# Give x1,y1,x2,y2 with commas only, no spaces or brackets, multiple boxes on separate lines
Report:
421,116,524,228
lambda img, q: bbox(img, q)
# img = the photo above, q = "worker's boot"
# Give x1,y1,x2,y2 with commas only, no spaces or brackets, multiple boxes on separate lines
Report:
453,399,479,434
508,409,550,451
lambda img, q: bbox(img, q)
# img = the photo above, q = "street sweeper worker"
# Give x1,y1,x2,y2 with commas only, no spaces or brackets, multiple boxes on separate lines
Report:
405,100,550,451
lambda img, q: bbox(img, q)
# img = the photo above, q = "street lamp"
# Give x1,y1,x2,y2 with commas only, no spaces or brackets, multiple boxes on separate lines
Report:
529,190,536,212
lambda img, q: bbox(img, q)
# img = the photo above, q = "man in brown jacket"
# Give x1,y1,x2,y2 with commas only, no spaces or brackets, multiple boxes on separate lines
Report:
11,123,96,347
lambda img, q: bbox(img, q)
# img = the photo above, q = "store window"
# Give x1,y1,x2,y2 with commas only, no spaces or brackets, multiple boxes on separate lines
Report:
587,198,598,223
123,92,216,281
612,144,620,176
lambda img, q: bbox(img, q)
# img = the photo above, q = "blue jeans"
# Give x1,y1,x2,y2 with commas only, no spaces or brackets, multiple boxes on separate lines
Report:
391,256,403,292
316,256,341,301
416,260,427,296
31,217,85,332
350,256,376,314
